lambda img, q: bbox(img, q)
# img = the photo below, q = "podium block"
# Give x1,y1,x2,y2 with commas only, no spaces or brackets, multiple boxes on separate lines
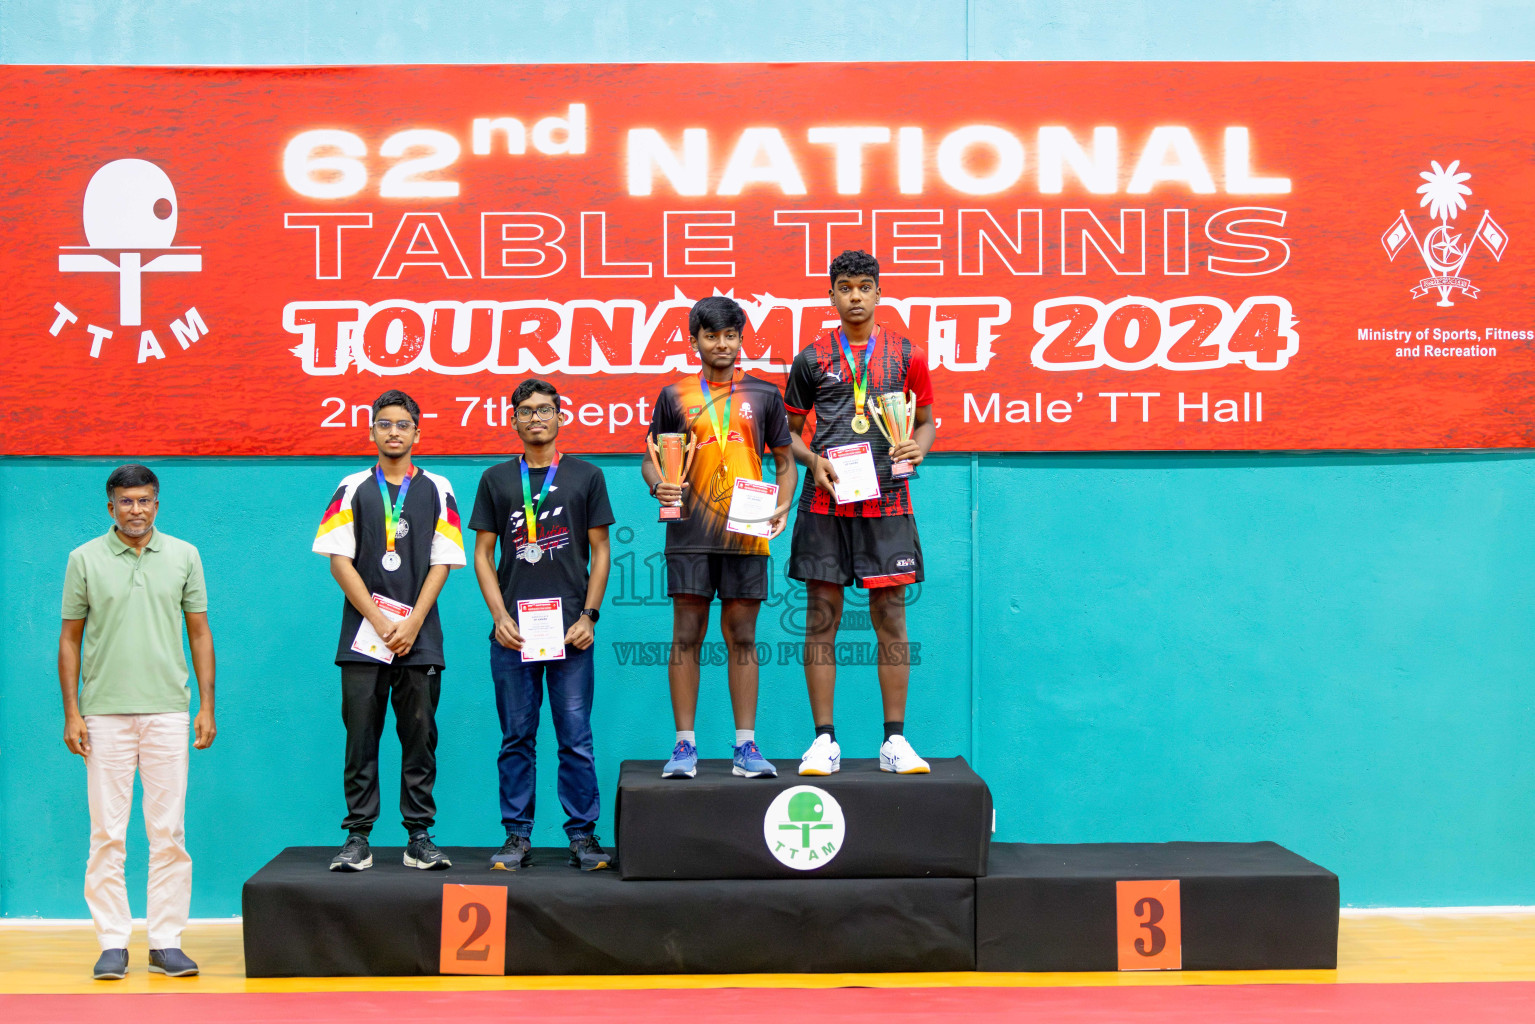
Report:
242,847,975,976
976,842,1339,971
615,757,992,880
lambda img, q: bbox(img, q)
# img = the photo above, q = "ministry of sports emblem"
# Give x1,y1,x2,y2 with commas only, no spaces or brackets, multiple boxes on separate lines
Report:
1381,160,1508,307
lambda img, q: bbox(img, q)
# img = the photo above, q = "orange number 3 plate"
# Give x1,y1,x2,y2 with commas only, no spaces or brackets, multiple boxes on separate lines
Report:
1116,879,1181,970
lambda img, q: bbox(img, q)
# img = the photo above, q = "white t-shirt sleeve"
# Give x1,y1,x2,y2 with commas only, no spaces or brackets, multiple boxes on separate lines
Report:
426,471,468,567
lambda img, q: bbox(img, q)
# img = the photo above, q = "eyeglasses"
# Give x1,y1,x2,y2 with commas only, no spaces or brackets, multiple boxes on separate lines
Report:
515,405,559,422
115,497,156,511
373,419,417,432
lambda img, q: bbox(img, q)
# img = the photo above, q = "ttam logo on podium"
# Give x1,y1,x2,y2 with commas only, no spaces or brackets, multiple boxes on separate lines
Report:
763,785,845,870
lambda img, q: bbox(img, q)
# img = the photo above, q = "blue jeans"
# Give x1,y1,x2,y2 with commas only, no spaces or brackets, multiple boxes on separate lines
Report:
489,640,598,839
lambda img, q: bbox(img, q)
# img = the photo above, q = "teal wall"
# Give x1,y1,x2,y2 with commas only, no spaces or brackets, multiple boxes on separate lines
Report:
4,1,1534,916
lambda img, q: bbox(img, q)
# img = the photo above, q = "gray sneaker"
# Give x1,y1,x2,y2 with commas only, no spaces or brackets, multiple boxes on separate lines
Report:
329,833,373,872
148,947,199,977
490,834,532,871
404,831,452,869
92,948,128,980
568,834,611,871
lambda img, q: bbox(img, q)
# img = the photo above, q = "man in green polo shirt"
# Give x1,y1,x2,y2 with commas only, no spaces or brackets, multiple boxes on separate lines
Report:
59,464,217,982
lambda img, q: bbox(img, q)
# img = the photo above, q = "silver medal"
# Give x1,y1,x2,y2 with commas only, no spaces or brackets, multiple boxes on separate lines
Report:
382,551,402,571
523,541,543,563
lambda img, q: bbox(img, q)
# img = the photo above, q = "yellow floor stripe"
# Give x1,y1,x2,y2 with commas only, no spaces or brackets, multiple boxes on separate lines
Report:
2,914,1533,996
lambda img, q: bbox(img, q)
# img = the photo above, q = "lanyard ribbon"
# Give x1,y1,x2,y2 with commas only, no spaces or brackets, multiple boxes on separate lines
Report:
837,329,878,414
698,372,736,451
374,465,415,553
520,454,561,542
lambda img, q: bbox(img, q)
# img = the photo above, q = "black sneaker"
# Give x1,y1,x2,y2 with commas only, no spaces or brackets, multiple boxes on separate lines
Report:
329,833,372,872
404,831,452,869
568,834,610,871
92,948,128,980
148,947,199,977
490,835,532,871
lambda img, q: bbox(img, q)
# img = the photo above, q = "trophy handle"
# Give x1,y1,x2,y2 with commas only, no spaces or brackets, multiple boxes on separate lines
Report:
905,391,918,438
646,433,663,477
680,433,699,479
867,397,897,444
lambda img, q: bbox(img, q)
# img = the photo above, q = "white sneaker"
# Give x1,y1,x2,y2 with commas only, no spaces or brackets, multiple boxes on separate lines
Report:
798,733,841,776
880,735,930,774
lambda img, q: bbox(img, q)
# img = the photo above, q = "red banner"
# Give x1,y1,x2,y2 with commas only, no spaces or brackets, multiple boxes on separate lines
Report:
3,64,1533,454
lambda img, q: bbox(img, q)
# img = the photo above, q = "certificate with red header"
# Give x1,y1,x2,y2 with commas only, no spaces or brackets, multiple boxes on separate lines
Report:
827,443,880,504
352,593,411,663
517,597,566,663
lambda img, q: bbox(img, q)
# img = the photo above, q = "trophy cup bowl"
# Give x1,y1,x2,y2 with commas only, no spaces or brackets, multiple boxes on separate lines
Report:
868,391,918,479
649,432,693,521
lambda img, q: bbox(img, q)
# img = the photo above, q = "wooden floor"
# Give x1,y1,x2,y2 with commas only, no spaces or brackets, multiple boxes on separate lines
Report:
2,912,1534,995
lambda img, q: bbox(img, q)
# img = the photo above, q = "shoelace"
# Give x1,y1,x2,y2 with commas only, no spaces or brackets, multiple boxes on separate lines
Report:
738,740,763,760
575,835,603,852
671,740,694,759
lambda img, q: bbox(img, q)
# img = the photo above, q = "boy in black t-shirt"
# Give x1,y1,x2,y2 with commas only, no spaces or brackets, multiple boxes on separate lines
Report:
469,378,615,871
313,390,466,872
784,250,937,777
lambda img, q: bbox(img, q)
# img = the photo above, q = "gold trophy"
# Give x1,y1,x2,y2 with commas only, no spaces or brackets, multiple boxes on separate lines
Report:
868,391,918,479
647,432,696,521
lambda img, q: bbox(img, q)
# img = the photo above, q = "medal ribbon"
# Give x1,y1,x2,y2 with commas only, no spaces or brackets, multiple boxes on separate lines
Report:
520,453,561,543
837,329,878,418
698,372,736,452
374,465,415,553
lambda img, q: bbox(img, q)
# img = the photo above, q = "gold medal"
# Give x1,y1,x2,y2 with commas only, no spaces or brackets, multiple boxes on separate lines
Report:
851,414,870,434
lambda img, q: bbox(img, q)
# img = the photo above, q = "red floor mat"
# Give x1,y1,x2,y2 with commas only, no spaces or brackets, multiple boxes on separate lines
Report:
5,981,1533,1024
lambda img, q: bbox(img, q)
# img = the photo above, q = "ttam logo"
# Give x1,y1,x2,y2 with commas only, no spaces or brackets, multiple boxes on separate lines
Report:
50,159,210,363
763,785,845,870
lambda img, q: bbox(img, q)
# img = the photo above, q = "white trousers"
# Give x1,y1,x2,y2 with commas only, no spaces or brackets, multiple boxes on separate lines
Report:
83,711,191,950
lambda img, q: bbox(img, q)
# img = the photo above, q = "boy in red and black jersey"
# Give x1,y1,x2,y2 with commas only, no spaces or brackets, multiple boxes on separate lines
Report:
784,250,936,776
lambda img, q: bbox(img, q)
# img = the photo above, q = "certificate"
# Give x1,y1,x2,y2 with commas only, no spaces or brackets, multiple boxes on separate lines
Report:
726,478,779,537
826,442,881,504
517,597,567,662
352,593,412,663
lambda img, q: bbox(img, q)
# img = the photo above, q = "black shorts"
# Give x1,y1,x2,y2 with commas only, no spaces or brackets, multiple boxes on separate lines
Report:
666,552,770,601
787,511,923,589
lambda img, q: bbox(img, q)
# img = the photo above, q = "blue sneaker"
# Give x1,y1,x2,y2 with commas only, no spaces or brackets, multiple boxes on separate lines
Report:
663,739,698,778
732,740,777,778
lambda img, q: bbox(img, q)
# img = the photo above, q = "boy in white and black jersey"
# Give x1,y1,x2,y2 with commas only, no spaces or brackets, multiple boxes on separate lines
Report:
312,390,466,872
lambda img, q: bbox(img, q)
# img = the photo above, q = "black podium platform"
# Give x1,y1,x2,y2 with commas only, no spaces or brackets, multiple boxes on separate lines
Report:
242,847,976,976
615,757,992,879
976,842,1339,971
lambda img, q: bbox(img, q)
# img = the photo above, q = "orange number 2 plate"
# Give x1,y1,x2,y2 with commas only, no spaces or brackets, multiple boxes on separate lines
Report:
1116,879,1182,970
440,883,507,976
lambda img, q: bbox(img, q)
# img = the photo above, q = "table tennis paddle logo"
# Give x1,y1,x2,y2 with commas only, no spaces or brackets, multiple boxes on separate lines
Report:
1381,160,1508,307
50,158,209,363
763,785,845,869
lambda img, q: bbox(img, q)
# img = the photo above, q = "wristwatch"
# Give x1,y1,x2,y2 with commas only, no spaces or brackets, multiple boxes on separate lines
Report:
649,479,660,498
580,608,600,623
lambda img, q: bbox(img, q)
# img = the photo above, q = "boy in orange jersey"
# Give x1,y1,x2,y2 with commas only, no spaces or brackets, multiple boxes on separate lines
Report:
642,296,797,778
